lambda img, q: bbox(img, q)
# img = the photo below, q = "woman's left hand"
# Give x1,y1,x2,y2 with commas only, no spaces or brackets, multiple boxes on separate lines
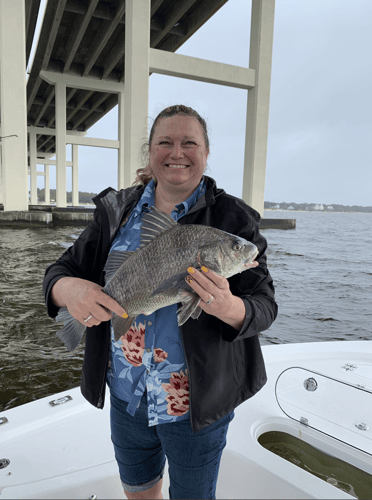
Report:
185,263,257,330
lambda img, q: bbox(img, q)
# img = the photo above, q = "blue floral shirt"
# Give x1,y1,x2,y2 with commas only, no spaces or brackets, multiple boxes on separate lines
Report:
107,179,206,426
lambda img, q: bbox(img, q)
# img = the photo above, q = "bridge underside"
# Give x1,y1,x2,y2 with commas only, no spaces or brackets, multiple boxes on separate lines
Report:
0,0,275,215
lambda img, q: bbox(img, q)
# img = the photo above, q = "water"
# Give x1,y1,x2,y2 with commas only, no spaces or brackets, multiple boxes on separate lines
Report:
0,227,85,412
0,211,371,412
261,210,372,345
258,431,372,499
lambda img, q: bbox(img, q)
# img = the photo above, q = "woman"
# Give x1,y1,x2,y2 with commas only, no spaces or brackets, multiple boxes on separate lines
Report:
43,105,278,499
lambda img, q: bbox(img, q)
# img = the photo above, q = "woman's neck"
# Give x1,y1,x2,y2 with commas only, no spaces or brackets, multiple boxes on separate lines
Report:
154,182,198,215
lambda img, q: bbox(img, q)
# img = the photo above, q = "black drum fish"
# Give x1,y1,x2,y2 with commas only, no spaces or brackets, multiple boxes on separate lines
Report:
56,207,258,350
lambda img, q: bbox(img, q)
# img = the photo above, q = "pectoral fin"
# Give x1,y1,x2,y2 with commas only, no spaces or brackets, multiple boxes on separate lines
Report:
151,272,189,296
177,293,201,326
191,305,202,320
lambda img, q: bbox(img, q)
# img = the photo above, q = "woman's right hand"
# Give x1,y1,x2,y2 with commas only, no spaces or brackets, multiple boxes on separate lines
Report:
51,277,127,327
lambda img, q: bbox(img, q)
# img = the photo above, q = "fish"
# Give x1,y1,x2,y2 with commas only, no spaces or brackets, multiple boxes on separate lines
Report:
55,207,258,351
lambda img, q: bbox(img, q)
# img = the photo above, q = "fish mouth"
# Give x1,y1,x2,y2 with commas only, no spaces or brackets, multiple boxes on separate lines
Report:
244,248,259,267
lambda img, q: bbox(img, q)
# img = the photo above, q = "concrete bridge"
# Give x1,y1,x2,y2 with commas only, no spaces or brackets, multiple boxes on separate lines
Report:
0,0,275,217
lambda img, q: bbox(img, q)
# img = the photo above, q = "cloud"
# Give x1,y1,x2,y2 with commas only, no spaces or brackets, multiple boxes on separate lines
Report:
81,0,371,206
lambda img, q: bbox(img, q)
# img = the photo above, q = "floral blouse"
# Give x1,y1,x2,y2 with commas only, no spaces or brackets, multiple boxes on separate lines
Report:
107,179,206,426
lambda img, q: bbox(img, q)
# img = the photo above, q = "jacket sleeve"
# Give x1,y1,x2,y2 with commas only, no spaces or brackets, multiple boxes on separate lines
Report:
221,199,278,342
42,209,106,319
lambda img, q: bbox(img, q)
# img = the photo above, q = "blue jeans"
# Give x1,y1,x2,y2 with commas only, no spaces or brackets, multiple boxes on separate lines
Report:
110,392,234,499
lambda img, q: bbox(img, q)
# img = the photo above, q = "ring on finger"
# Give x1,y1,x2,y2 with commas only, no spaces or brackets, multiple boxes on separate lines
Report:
83,314,92,323
206,296,214,305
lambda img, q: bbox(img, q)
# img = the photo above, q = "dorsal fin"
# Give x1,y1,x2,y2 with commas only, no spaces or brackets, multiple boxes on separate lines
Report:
104,250,135,283
139,207,178,248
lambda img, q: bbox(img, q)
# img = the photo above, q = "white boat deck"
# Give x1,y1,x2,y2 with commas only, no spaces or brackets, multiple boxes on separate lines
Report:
1,341,371,499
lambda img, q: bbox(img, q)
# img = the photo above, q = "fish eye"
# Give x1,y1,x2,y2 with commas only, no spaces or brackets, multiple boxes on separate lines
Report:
233,243,242,251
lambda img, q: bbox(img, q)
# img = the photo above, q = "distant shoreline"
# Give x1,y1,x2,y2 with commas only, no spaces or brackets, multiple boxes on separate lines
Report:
264,201,372,214
264,208,372,215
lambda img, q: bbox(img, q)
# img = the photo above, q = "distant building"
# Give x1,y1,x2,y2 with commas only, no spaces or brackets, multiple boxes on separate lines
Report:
287,206,294,210
314,204,324,211
327,206,334,210
274,204,280,209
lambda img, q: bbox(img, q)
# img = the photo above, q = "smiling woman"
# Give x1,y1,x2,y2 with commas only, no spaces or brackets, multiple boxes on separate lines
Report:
43,104,277,499
150,114,209,214
136,105,211,216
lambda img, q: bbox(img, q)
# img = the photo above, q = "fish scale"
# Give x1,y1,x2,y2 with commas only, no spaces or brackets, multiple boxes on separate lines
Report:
55,208,258,351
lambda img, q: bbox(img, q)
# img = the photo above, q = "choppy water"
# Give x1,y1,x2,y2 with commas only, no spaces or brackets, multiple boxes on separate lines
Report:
0,211,371,412
261,210,372,345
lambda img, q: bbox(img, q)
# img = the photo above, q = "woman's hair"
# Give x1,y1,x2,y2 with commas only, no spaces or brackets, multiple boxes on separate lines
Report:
135,105,210,186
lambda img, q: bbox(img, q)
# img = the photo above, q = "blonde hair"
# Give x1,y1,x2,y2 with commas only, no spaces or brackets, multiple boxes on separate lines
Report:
135,105,209,186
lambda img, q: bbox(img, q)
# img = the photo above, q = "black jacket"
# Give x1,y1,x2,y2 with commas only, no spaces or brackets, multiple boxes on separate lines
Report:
43,176,278,432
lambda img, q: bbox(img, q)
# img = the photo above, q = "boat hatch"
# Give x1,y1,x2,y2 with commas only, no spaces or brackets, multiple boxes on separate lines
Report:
275,367,372,456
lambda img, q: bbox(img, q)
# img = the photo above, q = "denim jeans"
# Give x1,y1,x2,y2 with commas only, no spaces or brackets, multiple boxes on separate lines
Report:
110,391,234,499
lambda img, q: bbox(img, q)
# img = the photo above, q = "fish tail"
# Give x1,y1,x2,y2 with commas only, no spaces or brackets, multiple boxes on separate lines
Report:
55,307,85,351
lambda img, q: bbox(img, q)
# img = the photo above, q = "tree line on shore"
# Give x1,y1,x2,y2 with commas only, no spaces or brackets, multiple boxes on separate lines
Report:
264,201,372,213
37,188,96,204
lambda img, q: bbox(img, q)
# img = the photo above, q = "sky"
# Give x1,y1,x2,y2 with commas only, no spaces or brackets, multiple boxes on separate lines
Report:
35,0,372,207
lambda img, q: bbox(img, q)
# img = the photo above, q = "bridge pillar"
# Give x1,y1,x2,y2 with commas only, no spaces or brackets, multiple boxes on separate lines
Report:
29,128,38,205
0,0,28,211
72,144,79,206
0,155,3,206
243,0,275,216
124,0,151,185
118,91,125,190
44,164,50,205
55,81,67,207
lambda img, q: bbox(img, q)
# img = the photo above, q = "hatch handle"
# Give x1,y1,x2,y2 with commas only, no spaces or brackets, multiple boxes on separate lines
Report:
49,395,73,407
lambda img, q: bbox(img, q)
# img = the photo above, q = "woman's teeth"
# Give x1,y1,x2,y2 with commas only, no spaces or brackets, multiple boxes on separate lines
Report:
167,164,188,169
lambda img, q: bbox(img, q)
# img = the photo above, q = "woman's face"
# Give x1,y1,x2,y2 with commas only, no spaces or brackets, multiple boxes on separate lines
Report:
148,115,209,193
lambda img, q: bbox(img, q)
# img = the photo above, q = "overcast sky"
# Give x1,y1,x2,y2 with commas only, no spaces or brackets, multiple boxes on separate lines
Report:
39,0,372,207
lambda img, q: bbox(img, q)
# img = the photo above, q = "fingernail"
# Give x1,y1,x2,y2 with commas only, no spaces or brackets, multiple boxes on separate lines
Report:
201,266,208,273
187,267,195,273
185,276,193,284
122,313,128,318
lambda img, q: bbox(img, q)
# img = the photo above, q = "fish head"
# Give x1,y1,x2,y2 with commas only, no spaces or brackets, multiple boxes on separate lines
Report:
199,232,258,278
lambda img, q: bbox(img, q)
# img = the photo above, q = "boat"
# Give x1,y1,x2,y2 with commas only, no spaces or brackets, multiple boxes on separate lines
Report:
1,341,371,499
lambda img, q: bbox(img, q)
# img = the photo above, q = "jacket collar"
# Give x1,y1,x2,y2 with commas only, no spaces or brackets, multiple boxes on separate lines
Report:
94,176,225,241
93,184,145,242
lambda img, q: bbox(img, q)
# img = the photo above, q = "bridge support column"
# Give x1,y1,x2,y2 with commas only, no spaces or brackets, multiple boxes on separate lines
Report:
55,81,67,207
29,128,38,205
124,0,151,185
72,145,79,206
0,155,3,205
243,0,275,216
118,91,125,190
44,164,50,205
0,0,28,211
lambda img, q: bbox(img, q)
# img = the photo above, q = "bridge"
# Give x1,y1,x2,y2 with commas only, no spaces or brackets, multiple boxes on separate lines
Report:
0,0,275,217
